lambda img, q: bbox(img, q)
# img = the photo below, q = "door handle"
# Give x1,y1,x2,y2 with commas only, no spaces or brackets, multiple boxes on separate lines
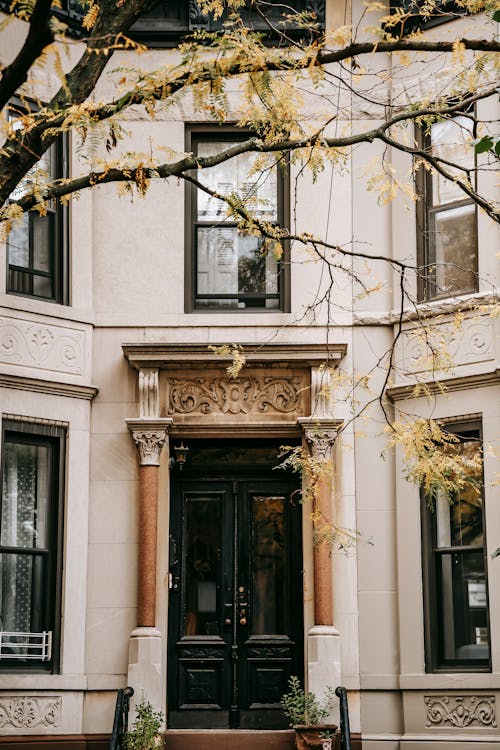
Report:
237,585,248,626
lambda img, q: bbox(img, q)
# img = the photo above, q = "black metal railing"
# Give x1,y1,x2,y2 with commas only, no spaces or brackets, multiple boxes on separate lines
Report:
335,686,351,750
110,686,134,750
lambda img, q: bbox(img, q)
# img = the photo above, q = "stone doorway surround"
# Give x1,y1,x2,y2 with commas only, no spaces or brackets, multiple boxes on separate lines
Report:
122,342,347,724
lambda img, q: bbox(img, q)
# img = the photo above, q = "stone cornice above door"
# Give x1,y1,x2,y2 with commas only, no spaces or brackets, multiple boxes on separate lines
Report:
123,342,347,436
122,342,347,370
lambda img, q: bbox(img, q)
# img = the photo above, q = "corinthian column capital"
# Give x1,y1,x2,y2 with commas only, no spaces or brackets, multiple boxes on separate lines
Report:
297,418,343,462
126,418,173,466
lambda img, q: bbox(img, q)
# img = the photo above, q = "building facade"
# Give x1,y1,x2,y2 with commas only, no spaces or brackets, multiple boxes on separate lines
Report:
0,1,499,748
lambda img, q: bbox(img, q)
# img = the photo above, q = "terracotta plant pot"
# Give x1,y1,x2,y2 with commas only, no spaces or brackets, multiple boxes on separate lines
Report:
294,725,337,750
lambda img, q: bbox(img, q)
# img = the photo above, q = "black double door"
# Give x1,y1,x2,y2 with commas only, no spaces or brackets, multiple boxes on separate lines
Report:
168,473,303,729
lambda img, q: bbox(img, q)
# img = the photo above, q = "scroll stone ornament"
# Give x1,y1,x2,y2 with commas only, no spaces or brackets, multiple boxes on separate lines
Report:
167,376,302,416
425,695,497,728
0,696,62,729
130,429,168,466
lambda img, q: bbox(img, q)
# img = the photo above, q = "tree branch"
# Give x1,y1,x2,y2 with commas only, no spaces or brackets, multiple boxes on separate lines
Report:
0,0,54,111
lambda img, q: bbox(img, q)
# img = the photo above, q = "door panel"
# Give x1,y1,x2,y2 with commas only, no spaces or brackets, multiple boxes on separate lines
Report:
168,475,302,729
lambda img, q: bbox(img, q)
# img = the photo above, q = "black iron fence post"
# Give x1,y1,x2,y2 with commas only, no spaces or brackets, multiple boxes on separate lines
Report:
110,686,134,750
335,686,351,750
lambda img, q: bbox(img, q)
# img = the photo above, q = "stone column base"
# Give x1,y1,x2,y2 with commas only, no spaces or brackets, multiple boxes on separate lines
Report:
127,627,163,722
307,625,341,726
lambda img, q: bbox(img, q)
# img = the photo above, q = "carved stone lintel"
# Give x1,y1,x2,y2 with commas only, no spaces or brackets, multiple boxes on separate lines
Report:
126,418,173,466
139,368,159,418
425,695,497,728
298,418,343,462
0,696,62,729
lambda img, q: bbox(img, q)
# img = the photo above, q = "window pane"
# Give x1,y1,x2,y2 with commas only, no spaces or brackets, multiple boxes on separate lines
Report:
32,213,52,272
251,495,286,635
437,551,489,663
431,116,474,205
1,442,50,549
197,142,277,221
0,553,45,634
7,213,30,268
183,496,221,636
196,227,279,309
429,203,477,296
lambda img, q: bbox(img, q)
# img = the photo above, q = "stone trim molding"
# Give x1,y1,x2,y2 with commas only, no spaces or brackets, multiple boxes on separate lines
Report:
123,342,347,370
2,413,70,428
126,418,173,466
298,418,343,462
0,374,98,400
387,369,500,401
424,695,497,728
0,696,62,729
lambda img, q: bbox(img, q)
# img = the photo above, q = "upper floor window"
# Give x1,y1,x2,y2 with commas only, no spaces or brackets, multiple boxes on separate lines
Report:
6,107,68,304
416,115,478,302
389,1,465,35
41,0,325,47
0,420,65,672
186,129,290,312
422,421,490,672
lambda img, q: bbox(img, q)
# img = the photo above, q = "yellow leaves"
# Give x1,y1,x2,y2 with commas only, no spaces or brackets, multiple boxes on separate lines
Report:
324,25,352,48
208,344,246,379
82,2,99,30
386,418,483,503
452,38,467,65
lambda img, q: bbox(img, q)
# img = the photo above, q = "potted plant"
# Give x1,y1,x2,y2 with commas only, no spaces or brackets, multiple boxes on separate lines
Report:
124,698,163,750
281,676,337,750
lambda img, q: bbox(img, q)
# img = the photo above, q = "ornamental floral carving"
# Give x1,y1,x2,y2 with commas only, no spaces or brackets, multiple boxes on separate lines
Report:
425,695,497,728
0,316,85,375
167,376,302,417
130,428,168,466
0,696,61,729
302,426,339,462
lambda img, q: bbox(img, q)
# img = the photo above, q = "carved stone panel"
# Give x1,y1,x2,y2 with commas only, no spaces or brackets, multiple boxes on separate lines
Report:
424,695,497,728
397,313,496,384
0,311,89,380
0,696,62,729
164,369,308,424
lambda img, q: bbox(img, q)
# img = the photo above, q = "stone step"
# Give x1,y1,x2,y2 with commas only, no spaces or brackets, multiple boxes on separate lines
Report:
164,729,296,750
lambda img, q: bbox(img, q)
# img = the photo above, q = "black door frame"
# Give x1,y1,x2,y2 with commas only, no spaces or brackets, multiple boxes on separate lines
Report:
167,440,304,729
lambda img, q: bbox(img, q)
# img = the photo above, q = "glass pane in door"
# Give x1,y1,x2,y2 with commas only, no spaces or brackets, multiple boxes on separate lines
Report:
251,495,286,635
183,496,222,636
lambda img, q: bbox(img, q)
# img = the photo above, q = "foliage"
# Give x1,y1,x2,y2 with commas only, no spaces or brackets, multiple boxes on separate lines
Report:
385,418,483,507
281,675,335,727
124,699,163,750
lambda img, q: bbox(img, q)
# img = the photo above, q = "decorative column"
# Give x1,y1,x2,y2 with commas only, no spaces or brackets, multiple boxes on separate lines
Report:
299,365,343,723
125,368,172,717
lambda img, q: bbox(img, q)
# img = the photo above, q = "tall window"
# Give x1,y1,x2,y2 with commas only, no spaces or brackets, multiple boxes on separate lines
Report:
422,421,490,671
7,107,67,303
416,115,478,302
0,421,65,671
186,129,289,311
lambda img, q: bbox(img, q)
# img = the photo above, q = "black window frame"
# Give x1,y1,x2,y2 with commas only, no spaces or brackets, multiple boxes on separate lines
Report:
0,420,65,673
421,420,491,673
185,125,291,313
415,115,478,303
6,100,69,305
389,1,467,36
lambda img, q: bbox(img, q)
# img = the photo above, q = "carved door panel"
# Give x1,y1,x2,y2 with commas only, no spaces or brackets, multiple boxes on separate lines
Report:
168,474,303,729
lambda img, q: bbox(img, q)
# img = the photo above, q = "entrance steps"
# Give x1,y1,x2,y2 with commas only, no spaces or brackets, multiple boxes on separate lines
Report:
164,730,296,750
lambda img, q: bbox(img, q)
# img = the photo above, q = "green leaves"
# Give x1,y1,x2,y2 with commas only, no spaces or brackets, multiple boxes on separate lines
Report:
474,134,500,156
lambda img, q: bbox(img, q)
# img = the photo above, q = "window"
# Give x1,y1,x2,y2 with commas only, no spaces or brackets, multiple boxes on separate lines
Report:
0,420,65,672
7,106,68,303
422,422,490,671
389,1,465,35
42,0,325,46
416,115,478,302
186,128,290,311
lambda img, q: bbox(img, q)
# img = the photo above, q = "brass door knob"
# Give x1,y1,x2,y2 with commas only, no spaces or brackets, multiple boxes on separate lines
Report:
224,618,231,625
239,617,247,626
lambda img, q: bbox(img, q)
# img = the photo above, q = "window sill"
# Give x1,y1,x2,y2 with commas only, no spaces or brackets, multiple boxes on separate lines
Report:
0,674,87,690
400,672,497,689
